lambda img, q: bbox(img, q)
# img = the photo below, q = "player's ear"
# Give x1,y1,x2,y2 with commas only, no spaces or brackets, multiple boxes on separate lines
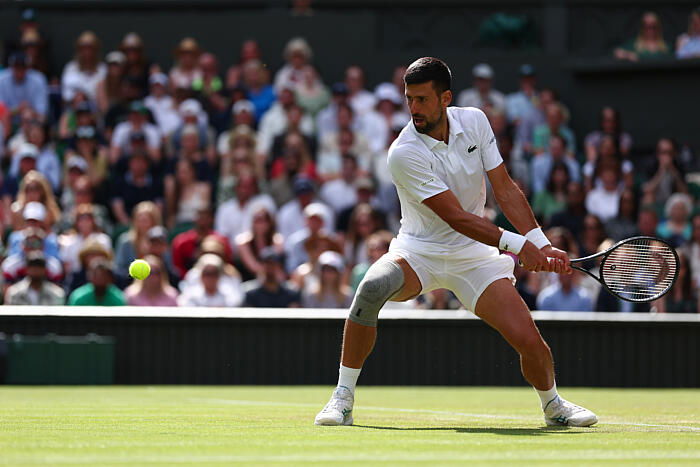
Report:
441,90,452,107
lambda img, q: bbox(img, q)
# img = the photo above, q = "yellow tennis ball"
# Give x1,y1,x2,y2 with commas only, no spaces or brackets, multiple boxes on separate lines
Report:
129,259,151,280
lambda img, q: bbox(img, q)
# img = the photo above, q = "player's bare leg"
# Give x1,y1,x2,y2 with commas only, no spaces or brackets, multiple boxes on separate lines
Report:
475,278,597,427
315,257,420,426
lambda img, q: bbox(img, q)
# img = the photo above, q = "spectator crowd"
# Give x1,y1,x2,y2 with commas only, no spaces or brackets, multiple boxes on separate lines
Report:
1,9,699,313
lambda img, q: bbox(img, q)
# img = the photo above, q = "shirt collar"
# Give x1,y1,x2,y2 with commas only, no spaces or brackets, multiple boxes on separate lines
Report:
412,107,464,151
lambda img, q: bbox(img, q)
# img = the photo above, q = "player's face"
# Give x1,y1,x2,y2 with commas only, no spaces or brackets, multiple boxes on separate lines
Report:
405,82,450,134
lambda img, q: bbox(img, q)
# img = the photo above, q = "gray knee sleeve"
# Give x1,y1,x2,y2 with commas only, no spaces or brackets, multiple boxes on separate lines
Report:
347,259,405,327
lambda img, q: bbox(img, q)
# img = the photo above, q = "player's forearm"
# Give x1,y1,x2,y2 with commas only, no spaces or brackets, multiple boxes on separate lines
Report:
443,210,504,248
495,181,539,235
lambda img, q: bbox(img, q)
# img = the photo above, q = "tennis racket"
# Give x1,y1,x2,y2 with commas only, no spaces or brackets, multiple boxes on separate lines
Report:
569,236,679,303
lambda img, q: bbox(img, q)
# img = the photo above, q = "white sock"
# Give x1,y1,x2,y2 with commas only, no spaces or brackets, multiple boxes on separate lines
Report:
535,383,559,410
337,365,362,394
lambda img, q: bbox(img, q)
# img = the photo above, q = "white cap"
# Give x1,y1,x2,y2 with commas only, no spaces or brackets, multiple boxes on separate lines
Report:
149,72,168,86
232,99,255,116
23,201,47,222
105,51,126,65
303,202,327,221
374,83,402,105
318,250,345,271
179,98,202,117
472,63,494,79
17,143,39,160
66,156,89,172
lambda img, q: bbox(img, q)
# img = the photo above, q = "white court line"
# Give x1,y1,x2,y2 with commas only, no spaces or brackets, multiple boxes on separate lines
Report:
191,398,700,432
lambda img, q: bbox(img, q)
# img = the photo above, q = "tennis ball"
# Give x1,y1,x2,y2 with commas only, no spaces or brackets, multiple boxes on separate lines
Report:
129,259,151,280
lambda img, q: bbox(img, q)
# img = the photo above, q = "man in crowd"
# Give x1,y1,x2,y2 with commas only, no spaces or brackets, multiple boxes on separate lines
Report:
456,63,505,113
536,270,593,312
243,247,301,307
4,251,65,305
172,206,232,279
0,52,48,122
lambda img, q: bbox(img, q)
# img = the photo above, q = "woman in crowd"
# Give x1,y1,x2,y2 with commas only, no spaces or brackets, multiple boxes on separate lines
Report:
10,170,61,230
343,203,382,268
114,201,162,273
532,162,570,225
165,159,211,229
301,250,352,308
178,253,243,307
125,255,179,306
584,107,633,161
236,207,285,282
614,12,672,61
95,51,126,115
58,203,113,275
61,31,107,103
656,193,693,248
169,37,202,90
676,7,700,59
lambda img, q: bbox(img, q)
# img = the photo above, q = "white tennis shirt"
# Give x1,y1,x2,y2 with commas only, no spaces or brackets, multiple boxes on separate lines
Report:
387,106,503,255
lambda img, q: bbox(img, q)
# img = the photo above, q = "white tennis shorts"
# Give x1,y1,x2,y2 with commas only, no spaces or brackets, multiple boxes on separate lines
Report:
388,237,516,312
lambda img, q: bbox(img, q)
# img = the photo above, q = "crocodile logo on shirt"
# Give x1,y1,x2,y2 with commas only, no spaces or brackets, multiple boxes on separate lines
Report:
467,145,478,153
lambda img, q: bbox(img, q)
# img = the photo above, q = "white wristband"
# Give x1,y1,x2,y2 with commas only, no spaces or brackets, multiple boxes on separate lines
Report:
525,227,551,249
499,230,527,255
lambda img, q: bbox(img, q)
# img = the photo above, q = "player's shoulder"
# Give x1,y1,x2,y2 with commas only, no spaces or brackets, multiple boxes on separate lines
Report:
448,105,488,125
387,124,428,165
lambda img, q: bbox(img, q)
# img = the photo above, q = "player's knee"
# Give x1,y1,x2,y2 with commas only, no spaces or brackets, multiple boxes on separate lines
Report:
347,259,404,327
515,333,550,359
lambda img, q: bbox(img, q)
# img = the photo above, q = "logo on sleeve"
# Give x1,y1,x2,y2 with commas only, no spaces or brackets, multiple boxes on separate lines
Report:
467,145,478,153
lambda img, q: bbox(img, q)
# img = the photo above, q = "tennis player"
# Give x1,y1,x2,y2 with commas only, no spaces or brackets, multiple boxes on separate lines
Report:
315,57,597,427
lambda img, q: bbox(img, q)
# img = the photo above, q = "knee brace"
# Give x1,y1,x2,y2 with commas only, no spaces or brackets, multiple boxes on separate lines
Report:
347,258,404,327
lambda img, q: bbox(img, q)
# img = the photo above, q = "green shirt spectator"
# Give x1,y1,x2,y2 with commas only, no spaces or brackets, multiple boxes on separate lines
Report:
67,257,126,306
68,283,126,306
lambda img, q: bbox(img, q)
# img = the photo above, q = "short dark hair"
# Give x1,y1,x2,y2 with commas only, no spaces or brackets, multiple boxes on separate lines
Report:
404,57,452,94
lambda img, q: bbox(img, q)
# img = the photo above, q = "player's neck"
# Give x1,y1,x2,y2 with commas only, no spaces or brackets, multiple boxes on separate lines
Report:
426,114,449,144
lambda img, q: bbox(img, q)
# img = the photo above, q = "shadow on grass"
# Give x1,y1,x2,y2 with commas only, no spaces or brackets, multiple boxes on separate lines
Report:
353,425,587,436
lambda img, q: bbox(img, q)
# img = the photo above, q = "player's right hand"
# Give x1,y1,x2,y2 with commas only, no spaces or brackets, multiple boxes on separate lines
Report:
518,241,554,273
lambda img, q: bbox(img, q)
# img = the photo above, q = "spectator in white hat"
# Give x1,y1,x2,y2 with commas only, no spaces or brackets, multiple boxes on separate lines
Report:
6,201,61,261
301,250,352,308
285,201,340,273
144,73,180,137
456,63,506,113
274,37,313,92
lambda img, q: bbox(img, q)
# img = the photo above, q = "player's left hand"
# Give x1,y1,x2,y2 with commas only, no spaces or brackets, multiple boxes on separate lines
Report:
541,245,572,274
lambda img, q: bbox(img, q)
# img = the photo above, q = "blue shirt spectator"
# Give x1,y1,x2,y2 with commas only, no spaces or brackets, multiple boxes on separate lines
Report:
0,52,48,120
536,274,593,312
530,135,581,194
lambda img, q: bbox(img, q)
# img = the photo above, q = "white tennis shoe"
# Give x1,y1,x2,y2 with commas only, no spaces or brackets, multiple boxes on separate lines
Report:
314,386,354,426
544,396,598,427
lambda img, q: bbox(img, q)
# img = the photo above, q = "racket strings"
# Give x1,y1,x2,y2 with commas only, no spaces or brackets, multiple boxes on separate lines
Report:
601,239,677,302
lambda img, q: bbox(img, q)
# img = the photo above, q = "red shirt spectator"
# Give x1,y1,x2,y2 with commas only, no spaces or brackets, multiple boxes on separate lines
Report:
171,206,232,278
